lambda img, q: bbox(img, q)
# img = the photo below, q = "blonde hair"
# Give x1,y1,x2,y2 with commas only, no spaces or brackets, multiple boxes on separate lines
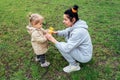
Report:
29,13,44,25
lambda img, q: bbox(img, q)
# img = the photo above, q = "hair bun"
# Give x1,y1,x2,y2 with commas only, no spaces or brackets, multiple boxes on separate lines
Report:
73,5,79,10
72,5,79,13
28,12,32,18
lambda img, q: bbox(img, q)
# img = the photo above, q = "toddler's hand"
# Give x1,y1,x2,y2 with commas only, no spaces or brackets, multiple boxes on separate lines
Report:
45,33,57,43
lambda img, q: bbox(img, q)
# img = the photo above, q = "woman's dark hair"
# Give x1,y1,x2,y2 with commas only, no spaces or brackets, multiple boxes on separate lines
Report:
64,5,79,22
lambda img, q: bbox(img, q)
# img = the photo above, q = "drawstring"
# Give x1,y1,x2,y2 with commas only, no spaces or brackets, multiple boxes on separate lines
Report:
68,31,70,39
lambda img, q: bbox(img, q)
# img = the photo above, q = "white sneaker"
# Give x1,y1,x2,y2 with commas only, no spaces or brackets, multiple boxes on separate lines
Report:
41,61,50,67
63,63,80,73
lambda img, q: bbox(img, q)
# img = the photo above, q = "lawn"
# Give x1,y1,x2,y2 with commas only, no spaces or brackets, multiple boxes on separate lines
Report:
0,0,120,80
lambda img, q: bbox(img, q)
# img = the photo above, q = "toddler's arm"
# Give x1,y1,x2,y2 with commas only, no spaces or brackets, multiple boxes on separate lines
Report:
32,31,47,43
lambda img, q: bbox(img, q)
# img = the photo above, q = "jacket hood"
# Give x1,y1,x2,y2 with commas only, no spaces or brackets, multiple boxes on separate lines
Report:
71,20,88,30
26,25,36,35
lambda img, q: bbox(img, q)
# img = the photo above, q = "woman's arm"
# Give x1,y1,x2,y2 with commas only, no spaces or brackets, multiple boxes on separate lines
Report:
55,29,87,53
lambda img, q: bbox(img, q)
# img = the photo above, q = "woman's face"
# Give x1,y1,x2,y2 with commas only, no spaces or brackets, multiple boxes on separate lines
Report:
63,14,74,27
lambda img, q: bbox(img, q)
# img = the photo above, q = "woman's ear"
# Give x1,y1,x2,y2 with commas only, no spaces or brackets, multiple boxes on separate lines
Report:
72,18,76,23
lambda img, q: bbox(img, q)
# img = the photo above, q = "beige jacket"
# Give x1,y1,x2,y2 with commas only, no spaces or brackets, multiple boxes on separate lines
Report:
26,25,48,55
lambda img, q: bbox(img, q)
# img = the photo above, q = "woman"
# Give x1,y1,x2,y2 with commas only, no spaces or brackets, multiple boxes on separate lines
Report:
46,5,93,73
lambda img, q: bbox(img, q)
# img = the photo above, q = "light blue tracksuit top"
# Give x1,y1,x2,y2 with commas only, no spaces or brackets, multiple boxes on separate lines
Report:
55,20,93,63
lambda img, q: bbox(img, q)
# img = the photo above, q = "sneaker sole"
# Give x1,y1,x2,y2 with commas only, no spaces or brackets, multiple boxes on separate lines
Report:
41,62,50,67
63,67,80,73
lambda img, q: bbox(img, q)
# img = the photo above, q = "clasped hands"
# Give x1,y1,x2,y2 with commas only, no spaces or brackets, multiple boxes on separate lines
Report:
45,31,57,44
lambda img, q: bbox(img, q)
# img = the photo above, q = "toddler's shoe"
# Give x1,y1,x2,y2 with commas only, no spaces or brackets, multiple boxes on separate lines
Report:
41,61,50,67
63,63,80,73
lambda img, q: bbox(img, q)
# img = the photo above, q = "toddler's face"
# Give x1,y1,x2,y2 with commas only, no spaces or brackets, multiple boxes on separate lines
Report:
32,21,43,29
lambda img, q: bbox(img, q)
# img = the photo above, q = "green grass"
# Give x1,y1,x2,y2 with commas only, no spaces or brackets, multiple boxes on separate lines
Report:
0,0,120,80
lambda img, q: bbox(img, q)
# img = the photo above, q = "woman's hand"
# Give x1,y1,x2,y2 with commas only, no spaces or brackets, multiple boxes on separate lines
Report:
48,30,58,34
45,33,57,44
52,31,58,34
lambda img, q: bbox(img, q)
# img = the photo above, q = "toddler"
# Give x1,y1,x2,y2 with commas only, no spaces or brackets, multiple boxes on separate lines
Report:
26,13,50,67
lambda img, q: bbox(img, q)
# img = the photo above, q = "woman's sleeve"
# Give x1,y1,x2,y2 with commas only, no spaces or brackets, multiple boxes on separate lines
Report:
57,28,69,37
